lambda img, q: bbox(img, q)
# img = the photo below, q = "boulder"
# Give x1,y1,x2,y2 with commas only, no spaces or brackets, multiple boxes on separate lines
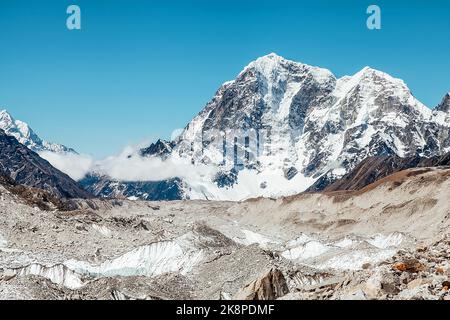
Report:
407,278,429,290
393,259,426,273
233,269,289,300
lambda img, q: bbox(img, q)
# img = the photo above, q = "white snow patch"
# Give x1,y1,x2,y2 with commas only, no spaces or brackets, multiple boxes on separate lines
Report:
333,237,355,248
282,241,329,261
285,234,313,248
367,233,403,249
186,168,317,201
234,230,278,249
0,233,7,248
318,249,396,271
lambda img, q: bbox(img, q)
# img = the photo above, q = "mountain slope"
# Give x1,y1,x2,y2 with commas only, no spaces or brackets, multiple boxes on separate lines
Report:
0,129,91,199
0,110,76,154
307,151,450,192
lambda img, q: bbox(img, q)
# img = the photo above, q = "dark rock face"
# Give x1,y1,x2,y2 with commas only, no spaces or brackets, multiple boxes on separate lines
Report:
79,174,184,201
283,167,298,180
308,151,450,192
213,169,238,188
436,93,450,113
140,139,175,158
0,129,91,199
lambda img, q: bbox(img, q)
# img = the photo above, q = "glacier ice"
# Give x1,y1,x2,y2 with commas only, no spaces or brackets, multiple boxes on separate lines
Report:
0,233,7,248
8,263,85,290
64,240,204,278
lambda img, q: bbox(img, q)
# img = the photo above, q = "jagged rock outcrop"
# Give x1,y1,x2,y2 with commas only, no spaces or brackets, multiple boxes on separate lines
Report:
436,93,450,113
140,139,175,158
233,269,289,300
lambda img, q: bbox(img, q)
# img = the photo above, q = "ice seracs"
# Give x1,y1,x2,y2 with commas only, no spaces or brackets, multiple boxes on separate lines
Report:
8,263,85,290
64,236,205,279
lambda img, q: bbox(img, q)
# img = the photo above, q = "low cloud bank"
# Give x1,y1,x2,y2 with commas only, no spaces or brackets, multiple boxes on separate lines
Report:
39,151,94,181
39,144,217,182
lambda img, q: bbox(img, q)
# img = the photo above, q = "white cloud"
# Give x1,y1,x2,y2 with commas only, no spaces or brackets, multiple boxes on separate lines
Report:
39,143,217,183
96,145,217,182
39,151,94,181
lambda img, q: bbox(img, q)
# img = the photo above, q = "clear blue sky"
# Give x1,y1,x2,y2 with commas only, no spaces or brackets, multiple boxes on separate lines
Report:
1,0,449,158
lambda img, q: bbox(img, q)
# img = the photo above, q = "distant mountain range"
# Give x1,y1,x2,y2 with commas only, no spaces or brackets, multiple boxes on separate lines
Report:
1,54,449,201
0,109,76,154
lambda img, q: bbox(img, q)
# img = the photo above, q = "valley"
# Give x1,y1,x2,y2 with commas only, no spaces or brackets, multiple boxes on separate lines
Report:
0,166,449,300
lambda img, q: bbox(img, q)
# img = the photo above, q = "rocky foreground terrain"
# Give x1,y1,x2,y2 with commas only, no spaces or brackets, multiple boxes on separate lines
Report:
0,165,449,300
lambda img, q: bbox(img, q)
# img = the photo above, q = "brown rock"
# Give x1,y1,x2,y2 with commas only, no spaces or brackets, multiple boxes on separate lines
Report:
416,245,427,253
436,267,445,275
392,259,426,273
233,269,289,300
393,263,407,272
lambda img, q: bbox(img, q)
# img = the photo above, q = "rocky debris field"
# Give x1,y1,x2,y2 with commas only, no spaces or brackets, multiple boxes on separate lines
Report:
281,235,450,300
0,167,449,300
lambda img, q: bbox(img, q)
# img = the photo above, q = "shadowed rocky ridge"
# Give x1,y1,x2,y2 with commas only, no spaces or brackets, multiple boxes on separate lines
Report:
0,129,92,199
308,151,450,192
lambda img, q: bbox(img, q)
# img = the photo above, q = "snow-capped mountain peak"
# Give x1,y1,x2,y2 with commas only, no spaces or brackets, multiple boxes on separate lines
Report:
241,53,335,86
83,54,449,202
162,54,450,200
0,109,15,128
0,109,76,154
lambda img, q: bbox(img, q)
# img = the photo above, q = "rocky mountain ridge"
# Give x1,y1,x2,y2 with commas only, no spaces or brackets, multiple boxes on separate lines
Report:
308,151,450,192
0,110,76,154
0,129,91,199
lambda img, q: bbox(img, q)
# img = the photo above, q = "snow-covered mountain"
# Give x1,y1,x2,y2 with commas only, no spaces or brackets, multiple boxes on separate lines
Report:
84,54,450,201
0,109,76,154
